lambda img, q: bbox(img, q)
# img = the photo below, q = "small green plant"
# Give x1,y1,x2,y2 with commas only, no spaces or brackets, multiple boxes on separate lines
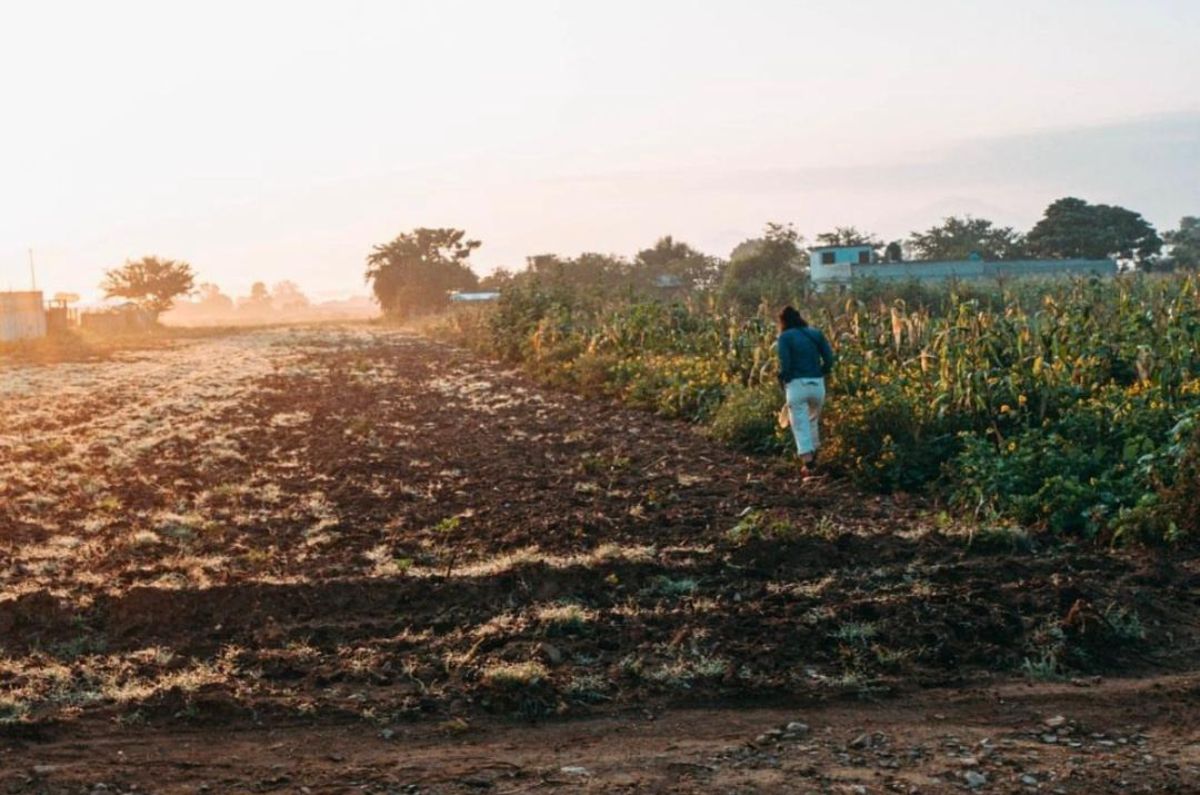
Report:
536,603,593,636
1021,651,1063,681
564,674,611,704
645,655,729,691
617,654,644,679
833,622,878,647
649,576,699,598
51,633,107,661
429,516,464,576
431,516,462,534
115,709,147,726
727,510,797,543
1103,604,1146,643
963,525,1033,554
0,698,29,724
708,384,789,454
580,451,632,477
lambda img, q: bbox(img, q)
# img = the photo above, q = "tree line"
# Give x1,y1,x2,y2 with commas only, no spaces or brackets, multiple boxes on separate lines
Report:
96,258,313,322
91,196,1199,322
366,197,1198,319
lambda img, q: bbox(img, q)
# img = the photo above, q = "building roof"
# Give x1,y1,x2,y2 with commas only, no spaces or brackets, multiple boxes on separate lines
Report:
808,244,873,251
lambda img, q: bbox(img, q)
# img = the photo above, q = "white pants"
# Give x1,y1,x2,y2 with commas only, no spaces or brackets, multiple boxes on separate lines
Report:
785,378,825,457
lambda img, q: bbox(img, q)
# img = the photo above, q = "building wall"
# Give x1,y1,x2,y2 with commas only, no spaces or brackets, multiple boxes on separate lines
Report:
0,292,47,342
809,247,873,285
812,258,1116,288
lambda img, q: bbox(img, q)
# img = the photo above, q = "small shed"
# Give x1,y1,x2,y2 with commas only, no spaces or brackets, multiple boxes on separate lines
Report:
449,291,501,303
0,291,47,342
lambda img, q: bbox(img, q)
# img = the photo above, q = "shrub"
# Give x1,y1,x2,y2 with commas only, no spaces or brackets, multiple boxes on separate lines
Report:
708,384,789,453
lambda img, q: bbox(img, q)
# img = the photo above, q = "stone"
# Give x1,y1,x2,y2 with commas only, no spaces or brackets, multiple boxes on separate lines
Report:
964,770,988,788
784,721,810,737
1045,715,1067,728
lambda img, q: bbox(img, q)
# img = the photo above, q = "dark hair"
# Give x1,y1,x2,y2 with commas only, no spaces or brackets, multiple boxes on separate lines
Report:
778,305,807,332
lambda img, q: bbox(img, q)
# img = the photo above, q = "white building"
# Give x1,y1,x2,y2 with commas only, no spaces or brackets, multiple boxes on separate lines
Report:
0,291,47,342
809,246,1117,290
449,291,501,303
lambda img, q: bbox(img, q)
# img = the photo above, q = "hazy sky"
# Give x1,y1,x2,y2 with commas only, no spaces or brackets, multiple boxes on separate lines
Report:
1,0,1197,300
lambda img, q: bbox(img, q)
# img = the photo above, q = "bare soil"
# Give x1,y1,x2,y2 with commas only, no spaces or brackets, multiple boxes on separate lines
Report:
1,326,1197,792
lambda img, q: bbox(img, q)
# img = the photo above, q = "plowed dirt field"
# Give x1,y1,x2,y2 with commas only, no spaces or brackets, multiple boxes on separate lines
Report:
1,326,1197,793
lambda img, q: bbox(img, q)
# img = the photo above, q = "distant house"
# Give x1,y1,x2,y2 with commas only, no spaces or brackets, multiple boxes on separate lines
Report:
449,291,501,303
0,291,47,342
809,245,1117,290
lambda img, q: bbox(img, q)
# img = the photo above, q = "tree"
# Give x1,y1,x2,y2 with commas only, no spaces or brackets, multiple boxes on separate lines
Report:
726,223,804,278
1163,216,1200,270
237,281,273,314
519,252,631,291
366,228,480,319
195,282,234,312
271,281,310,311
100,256,195,320
632,235,720,290
478,268,515,290
1025,197,1162,268
815,226,882,252
884,241,904,263
906,216,1025,261
721,222,806,304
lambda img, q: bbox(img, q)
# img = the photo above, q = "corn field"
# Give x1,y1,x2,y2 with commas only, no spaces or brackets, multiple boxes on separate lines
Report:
436,274,1200,544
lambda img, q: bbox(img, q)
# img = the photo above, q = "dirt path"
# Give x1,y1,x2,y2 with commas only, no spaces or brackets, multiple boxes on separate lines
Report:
2,675,1197,793
1,326,1198,792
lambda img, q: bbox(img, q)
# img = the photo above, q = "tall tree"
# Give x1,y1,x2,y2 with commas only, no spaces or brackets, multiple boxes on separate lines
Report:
1025,197,1162,267
632,235,720,290
906,216,1025,261
478,268,516,290
100,256,196,320
1164,216,1200,270
195,282,234,312
366,228,480,318
721,222,805,304
815,226,882,252
520,252,624,289
271,281,310,311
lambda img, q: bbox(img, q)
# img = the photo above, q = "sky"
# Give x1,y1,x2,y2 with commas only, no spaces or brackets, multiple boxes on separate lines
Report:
0,0,1197,300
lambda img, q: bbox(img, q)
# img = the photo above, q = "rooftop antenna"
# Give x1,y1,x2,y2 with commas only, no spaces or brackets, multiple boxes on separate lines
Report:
28,249,37,291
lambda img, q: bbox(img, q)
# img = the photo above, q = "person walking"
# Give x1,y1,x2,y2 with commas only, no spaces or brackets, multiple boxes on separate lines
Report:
777,306,836,479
